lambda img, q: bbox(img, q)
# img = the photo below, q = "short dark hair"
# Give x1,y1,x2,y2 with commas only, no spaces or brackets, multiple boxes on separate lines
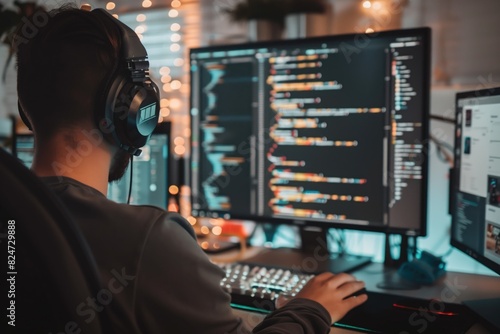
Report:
15,4,121,140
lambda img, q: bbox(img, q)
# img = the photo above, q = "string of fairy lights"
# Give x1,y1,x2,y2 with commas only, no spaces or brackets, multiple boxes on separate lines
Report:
100,0,396,160
360,0,409,33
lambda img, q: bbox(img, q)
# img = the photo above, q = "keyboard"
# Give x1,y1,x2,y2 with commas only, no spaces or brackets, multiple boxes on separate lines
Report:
217,262,476,333
217,262,314,312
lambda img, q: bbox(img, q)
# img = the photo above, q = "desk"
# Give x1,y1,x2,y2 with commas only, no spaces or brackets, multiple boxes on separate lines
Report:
211,249,500,333
232,308,489,334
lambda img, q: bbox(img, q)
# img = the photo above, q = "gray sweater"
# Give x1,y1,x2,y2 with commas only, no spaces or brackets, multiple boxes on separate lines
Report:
43,176,331,334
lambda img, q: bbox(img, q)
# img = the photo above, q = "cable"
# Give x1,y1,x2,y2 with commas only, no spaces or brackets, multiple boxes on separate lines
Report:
439,247,454,258
430,114,455,124
430,134,454,166
126,155,134,205
429,114,455,166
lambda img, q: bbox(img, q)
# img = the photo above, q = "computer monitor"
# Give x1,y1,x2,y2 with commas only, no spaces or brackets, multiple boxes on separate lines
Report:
190,28,431,272
14,133,35,168
451,87,500,330
12,125,170,208
108,122,170,207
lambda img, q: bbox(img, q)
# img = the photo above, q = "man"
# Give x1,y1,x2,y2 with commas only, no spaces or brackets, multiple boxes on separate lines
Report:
15,4,367,333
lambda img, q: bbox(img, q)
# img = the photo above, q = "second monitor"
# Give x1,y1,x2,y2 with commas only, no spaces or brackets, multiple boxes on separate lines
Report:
108,122,170,208
190,28,431,272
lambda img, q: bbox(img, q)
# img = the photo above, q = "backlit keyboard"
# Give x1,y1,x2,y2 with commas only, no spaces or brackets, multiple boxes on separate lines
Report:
217,262,314,312
217,262,475,333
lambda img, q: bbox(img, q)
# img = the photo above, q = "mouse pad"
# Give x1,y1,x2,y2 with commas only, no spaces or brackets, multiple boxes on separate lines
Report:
334,291,475,334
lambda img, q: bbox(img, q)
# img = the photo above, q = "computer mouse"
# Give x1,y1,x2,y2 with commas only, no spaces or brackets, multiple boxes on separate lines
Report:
345,287,368,299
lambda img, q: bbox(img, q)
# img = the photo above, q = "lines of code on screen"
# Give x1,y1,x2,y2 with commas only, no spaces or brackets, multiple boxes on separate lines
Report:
190,30,428,232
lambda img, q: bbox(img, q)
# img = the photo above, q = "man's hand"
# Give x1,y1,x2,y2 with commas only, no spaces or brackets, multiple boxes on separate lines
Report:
276,272,368,324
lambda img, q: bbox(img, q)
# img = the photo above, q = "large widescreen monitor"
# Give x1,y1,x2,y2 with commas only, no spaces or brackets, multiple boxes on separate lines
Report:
189,28,431,271
451,87,500,330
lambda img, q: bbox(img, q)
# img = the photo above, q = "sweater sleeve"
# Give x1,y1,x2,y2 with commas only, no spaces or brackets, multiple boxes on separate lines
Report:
134,212,331,334
252,298,331,334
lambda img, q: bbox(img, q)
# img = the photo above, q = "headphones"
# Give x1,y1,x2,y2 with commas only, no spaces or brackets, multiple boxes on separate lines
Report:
18,7,160,156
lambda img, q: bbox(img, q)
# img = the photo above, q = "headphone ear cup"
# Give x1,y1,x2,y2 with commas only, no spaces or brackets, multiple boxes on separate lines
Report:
130,82,160,137
18,100,33,131
119,81,160,146
102,75,159,155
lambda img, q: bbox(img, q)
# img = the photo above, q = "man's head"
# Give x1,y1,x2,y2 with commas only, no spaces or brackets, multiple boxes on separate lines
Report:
16,5,120,140
15,5,157,182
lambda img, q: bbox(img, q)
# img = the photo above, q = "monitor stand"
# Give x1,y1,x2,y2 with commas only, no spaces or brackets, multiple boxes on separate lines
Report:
240,226,372,274
463,298,500,331
376,234,421,290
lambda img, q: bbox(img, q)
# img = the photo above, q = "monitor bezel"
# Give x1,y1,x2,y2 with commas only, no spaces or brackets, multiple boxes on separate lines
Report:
450,86,500,276
189,27,431,237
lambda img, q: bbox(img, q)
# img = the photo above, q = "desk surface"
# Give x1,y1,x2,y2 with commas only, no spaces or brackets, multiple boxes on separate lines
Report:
211,248,500,333
233,308,490,334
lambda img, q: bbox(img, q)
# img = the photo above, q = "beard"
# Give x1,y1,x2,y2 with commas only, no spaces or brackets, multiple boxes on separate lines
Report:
108,150,131,182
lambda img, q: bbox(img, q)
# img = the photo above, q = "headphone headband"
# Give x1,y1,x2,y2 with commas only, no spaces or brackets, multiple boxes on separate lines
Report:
92,9,147,61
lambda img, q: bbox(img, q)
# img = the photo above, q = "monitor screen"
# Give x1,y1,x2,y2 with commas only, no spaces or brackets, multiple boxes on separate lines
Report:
108,123,170,207
451,87,500,275
14,134,34,168
190,28,430,235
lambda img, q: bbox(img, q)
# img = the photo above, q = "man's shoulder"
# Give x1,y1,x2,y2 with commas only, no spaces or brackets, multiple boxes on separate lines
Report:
124,206,196,240
41,176,195,239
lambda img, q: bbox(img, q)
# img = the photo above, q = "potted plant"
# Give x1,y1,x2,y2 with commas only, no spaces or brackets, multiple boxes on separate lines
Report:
285,0,327,15
1,1,42,82
224,0,328,41
223,0,288,41
224,0,289,27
